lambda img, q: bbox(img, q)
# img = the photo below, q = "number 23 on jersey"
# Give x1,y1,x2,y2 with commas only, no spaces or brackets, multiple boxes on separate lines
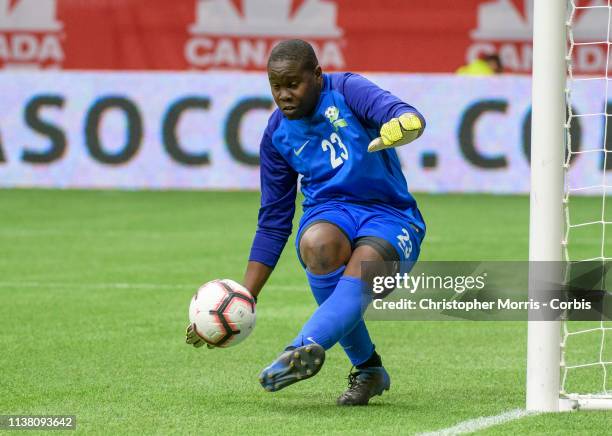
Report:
321,132,349,169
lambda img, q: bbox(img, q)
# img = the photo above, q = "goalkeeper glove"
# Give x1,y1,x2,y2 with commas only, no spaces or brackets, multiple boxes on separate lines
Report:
185,296,257,349
185,322,213,349
368,112,424,152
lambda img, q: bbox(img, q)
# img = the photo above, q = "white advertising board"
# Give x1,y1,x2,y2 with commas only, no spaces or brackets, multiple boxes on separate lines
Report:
0,72,607,193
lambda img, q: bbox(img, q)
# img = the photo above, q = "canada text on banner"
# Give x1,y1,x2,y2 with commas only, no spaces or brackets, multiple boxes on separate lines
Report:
0,0,607,74
0,71,608,193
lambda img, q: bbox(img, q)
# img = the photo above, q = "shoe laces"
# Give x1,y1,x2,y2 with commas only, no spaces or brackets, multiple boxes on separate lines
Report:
346,367,365,390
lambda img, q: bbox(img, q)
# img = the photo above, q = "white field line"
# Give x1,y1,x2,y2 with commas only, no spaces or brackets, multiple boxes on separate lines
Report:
0,281,303,292
417,409,539,436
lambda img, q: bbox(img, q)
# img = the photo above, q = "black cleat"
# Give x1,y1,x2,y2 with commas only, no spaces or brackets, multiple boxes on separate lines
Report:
259,344,325,392
337,366,390,406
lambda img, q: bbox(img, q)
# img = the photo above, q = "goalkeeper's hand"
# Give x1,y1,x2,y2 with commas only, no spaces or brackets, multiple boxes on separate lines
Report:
185,295,257,349
368,113,424,152
185,322,214,349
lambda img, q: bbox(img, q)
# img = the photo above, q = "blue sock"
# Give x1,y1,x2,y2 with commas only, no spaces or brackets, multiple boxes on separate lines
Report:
304,267,375,365
307,266,346,305
338,320,375,366
291,274,374,365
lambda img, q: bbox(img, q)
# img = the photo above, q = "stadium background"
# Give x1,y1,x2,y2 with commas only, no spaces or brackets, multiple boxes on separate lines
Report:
1,0,606,192
1,1,610,434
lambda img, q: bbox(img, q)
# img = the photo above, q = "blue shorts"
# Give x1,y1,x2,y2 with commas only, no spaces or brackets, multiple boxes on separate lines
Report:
295,200,426,268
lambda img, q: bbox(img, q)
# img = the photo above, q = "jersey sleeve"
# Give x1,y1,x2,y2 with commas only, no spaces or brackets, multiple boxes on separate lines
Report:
248,118,298,268
338,72,426,131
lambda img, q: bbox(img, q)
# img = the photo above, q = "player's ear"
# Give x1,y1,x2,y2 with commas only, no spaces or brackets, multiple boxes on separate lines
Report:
314,65,322,86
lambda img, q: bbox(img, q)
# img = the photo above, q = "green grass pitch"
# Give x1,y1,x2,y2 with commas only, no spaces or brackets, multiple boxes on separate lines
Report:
0,189,610,435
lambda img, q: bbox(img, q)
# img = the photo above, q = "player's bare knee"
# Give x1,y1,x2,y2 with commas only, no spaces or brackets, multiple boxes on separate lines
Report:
299,223,351,274
305,250,342,274
301,238,349,274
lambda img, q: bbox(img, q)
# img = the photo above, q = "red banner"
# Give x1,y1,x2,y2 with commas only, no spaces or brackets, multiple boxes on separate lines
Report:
0,0,606,74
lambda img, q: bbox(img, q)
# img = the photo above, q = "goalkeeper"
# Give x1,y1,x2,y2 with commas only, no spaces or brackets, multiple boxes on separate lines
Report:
187,39,426,406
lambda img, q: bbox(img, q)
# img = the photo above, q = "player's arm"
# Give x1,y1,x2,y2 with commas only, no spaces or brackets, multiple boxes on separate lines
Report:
339,73,425,152
243,261,273,299
244,120,298,299
186,121,296,349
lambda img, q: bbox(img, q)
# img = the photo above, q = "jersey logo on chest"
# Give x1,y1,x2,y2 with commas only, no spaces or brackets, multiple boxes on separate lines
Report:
324,106,348,131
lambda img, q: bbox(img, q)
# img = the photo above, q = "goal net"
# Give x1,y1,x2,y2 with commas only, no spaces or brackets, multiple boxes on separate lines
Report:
527,0,612,412
560,0,612,410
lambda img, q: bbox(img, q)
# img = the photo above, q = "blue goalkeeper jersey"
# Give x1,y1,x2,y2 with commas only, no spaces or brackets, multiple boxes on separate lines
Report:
249,72,425,267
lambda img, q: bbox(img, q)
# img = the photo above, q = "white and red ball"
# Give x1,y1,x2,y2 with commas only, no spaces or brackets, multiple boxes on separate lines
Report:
188,279,256,348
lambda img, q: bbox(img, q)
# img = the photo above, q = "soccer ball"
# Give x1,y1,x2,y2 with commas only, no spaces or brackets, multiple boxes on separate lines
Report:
188,279,256,348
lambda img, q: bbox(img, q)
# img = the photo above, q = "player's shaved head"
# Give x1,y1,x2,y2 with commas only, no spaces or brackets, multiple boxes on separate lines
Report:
268,39,319,72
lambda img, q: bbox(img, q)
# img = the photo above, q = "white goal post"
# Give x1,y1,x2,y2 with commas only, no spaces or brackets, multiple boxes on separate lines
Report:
527,0,612,412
